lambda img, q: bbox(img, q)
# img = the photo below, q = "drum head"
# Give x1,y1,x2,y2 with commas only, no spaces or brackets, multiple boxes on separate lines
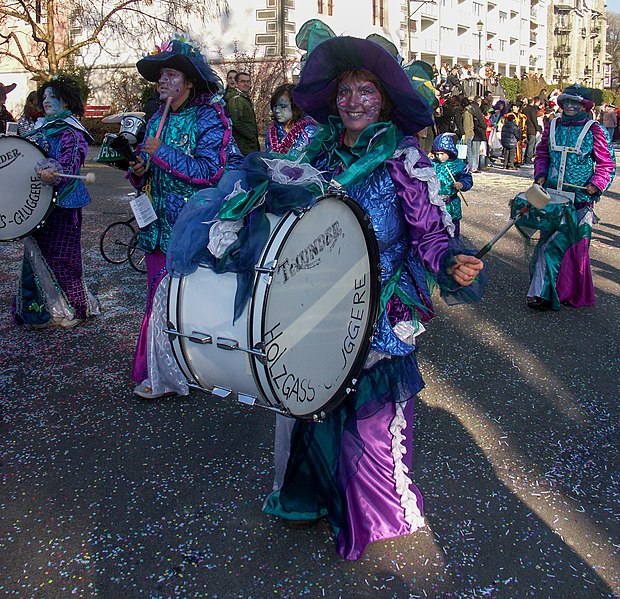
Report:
0,136,55,241
251,194,380,419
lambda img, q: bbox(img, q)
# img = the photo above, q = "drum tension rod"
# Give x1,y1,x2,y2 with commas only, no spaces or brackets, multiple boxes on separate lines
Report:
216,337,267,363
164,321,212,345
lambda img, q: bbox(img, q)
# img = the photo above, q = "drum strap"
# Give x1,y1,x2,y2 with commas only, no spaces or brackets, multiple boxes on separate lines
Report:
549,118,595,191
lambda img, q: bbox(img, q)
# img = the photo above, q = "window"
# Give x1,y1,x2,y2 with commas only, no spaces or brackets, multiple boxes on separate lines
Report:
319,0,333,15
499,39,506,51
499,11,507,23
373,0,385,26
473,2,482,16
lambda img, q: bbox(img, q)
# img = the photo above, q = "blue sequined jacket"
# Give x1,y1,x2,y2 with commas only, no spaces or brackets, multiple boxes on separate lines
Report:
130,94,244,253
312,129,464,357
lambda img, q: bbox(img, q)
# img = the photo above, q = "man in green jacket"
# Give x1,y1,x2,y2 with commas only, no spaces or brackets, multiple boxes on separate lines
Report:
227,72,260,154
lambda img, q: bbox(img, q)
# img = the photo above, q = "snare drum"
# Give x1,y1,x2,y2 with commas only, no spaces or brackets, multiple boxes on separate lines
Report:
0,135,56,241
167,194,381,420
97,133,128,170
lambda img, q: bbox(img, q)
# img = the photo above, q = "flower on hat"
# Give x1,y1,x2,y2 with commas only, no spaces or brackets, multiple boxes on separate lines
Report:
152,40,173,55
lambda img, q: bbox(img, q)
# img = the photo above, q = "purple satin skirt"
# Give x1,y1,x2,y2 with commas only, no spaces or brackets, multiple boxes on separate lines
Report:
336,398,425,560
556,238,595,307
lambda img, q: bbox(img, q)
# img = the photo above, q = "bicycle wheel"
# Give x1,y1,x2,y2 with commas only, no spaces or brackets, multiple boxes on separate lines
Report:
100,221,135,264
128,231,147,273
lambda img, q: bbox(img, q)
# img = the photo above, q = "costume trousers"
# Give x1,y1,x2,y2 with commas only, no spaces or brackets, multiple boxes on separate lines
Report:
132,249,168,382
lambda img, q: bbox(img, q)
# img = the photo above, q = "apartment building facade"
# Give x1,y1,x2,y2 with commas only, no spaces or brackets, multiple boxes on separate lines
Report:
0,0,610,113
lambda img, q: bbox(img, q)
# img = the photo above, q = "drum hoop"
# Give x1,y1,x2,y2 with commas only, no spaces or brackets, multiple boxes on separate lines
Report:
0,135,57,242
249,193,381,420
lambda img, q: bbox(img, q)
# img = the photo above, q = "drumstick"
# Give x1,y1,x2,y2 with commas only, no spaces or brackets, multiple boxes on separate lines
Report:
445,165,469,206
155,97,173,140
562,182,590,191
143,96,173,170
53,172,96,184
474,187,551,259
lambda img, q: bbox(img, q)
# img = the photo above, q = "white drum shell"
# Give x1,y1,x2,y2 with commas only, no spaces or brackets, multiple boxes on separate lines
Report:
0,136,55,241
167,195,380,419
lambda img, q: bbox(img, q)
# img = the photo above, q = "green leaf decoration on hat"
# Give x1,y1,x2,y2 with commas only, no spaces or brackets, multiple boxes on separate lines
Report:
403,60,439,110
296,19,335,58
366,34,402,64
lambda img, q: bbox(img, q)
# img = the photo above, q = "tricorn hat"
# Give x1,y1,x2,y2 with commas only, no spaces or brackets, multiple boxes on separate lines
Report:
136,38,222,95
557,84,594,111
0,82,17,95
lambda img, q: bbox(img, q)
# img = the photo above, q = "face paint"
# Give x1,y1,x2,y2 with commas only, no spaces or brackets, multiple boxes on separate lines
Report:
158,68,189,103
336,77,382,141
42,87,65,116
561,99,585,117
273,96,293,125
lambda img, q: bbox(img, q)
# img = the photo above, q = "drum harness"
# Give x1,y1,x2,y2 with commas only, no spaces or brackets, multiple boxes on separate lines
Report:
548,117,595,195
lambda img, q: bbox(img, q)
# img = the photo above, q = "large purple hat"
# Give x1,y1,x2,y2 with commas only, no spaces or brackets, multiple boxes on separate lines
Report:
293,36,434,135
137,38,221,94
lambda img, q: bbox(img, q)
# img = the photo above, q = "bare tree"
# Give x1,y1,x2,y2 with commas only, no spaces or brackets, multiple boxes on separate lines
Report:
220,46,297,136
0,0,228,82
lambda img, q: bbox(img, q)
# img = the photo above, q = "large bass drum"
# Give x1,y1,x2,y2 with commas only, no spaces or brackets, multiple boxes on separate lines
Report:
167,193,381,420
0,135,55,241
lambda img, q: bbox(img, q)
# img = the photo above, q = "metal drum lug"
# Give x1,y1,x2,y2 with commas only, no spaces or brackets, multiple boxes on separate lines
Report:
216,337,267,361
164,321,212,345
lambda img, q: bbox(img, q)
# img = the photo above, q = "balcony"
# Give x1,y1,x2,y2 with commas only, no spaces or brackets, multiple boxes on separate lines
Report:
553,45,571,57
419,2,439,20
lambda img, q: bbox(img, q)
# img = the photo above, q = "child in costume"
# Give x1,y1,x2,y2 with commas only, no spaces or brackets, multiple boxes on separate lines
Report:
431,132,473,237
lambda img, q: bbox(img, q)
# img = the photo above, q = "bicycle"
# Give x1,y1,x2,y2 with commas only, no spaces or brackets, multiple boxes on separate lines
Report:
99,213,147,273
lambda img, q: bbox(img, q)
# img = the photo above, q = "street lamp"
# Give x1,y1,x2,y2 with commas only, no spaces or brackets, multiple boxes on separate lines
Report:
476,20,484,72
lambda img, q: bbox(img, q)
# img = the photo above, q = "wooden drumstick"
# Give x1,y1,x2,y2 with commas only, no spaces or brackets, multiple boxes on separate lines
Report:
475,185,551,259
155,96,173,140
563,182,590,191
53,172,96,184
143,96,173,170
445,165,469,206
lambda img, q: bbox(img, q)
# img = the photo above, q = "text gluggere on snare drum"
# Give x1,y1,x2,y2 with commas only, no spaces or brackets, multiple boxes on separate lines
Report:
276,220,343,283
0,176,43,230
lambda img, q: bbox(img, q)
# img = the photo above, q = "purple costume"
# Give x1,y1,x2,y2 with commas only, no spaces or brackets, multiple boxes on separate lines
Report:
13,114,100,326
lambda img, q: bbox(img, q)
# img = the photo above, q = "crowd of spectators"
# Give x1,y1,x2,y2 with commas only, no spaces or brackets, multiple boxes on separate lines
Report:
425,84,617,175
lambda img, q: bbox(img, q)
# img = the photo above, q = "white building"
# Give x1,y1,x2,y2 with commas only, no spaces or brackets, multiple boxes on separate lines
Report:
0,0,609,114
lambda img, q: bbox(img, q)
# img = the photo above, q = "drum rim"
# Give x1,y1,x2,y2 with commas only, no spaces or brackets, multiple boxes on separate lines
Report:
249,193,381,420
0,135,56,242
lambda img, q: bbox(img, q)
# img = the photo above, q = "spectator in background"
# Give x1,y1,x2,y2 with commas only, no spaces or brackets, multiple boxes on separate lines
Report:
224,69,238,103
522,97,542,164
0,82,16,134
466,95,488,172
600,103,617,141
227,71,260,155
480,90,494,114
500,112,520,170
16,90,43,136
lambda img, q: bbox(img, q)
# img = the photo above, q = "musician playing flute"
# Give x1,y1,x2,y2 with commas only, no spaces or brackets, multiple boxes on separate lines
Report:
128,37,243,397
13,76,100,329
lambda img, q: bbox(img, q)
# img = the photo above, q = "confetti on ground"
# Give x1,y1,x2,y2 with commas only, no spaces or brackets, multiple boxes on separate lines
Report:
0,152,618,597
